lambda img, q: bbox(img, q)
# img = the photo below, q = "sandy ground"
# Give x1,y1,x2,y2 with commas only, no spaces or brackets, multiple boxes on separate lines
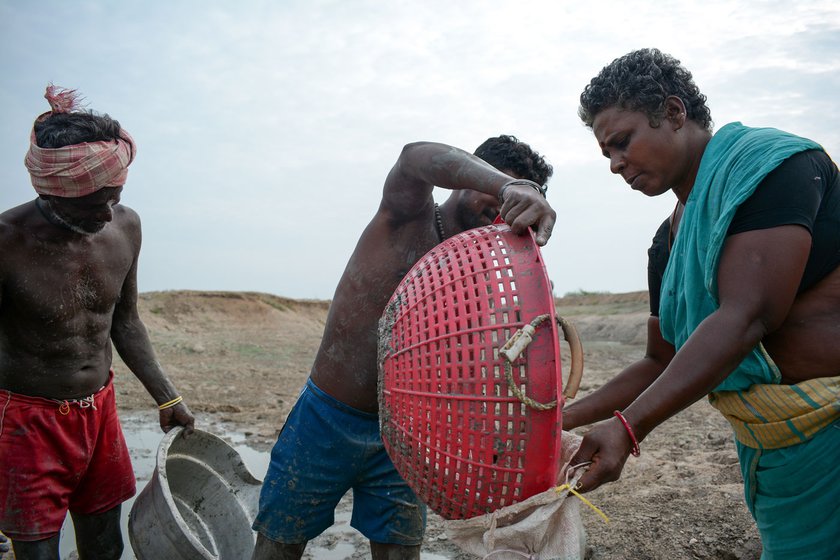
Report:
31,290,763,559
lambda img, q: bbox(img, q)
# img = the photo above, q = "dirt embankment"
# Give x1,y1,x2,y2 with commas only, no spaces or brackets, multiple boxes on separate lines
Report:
115,291,330,442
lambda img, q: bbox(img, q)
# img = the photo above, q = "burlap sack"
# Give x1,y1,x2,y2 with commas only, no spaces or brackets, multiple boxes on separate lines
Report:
444,431,585,560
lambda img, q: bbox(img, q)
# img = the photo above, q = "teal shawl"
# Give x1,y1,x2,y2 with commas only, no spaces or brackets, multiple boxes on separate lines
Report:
659,122,821,392
657,122,839,559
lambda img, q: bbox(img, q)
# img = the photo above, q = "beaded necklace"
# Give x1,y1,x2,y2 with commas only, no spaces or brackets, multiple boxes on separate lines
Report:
433,203,445,242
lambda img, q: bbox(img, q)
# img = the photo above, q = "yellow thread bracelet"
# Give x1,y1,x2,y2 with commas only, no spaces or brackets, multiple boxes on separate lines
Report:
158,396,183,410
555,483,610,524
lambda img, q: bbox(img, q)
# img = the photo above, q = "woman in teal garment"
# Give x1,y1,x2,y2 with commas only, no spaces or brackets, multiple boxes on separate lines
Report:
563,48,840,559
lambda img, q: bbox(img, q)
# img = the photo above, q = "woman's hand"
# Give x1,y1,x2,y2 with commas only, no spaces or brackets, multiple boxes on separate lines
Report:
569,416,636,492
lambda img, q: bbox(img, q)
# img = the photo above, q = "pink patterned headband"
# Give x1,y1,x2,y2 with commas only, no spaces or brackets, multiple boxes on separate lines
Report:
24,85,136,198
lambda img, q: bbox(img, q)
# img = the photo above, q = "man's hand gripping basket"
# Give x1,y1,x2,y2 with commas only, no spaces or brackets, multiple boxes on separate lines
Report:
378,224,583,520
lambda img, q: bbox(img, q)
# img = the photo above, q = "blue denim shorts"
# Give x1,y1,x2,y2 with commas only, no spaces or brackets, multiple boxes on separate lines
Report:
252,378,426,545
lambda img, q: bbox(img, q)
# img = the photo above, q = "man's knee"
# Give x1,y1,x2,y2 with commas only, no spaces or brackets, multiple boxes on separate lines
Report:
71,506,124,560
9,535,61,560
251,533,307,560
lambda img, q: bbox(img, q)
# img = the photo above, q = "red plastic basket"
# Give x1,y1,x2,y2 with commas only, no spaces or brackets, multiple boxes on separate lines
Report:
378,223,583,520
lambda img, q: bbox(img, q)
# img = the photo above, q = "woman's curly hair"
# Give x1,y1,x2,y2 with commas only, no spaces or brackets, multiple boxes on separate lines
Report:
579,48,712,131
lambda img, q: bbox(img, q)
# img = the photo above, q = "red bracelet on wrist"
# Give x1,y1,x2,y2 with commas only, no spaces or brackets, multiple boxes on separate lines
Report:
613,410,641,457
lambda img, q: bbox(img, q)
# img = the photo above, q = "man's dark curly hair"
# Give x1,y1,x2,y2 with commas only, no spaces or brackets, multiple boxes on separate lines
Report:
34,112,123,149
578,48,712,132
474,134,554,188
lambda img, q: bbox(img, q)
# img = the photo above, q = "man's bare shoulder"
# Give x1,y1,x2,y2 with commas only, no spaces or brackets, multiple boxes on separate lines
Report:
111,204,142,243
114,204,140,223
0,200,37,243
0,199,36,223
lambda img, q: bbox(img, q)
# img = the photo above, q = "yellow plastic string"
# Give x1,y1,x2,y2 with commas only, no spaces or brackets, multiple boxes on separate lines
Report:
555,484,610,524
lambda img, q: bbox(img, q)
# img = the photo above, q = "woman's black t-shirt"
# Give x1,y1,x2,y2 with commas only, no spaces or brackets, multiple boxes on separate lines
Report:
648,149,840,316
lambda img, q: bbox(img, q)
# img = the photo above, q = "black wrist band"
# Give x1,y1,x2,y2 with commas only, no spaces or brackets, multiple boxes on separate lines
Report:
497,179,547,203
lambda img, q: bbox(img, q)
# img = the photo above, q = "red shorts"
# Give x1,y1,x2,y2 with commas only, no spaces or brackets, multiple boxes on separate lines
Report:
0,373,136,541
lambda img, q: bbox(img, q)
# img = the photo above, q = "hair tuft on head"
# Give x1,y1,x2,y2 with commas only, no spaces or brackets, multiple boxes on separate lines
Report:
44,84,85,114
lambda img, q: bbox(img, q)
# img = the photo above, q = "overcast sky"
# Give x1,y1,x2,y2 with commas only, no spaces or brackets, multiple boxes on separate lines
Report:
2,1,839,300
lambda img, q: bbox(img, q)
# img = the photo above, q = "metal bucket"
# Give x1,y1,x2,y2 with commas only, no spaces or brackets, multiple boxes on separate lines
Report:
128,427,262,559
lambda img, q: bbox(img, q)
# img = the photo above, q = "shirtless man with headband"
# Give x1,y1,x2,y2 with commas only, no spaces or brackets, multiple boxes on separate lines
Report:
0,86,194,560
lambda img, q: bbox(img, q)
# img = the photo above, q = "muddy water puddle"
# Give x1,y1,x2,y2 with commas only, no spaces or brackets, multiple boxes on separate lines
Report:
56,410,450,560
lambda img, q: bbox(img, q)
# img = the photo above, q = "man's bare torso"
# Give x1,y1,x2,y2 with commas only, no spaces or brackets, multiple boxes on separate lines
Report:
309,207,440,412
0,200,137,398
